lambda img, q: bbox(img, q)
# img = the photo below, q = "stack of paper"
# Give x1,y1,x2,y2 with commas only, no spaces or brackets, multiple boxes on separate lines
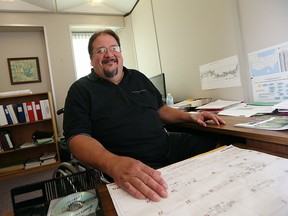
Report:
196,99,242,112
171,98,212,111
40,152,57,165
25,158,41,169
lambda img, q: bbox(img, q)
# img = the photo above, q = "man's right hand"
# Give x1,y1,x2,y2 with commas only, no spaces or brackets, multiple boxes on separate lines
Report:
69,135,168,202
109,156,169,202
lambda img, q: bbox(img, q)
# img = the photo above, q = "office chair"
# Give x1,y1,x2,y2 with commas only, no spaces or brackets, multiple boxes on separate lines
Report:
54,108,111,184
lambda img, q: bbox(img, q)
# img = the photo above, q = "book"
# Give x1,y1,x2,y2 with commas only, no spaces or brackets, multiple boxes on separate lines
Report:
0,105,8,126
34,100,43,120
0,141,3,152
40,99,51,119
234,116,288,130
7,104,18,124
40,151,56,161
16,103,26,123
4,132,14,149
0,132,7,151
25,158,41,169
0,131,12,151
41,157,57,165
25,101,35,122
22,102,30,122
3,104,13,125
35,137,54,145
31,101,38,121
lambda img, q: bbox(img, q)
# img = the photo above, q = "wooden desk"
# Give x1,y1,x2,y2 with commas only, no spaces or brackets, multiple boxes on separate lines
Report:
7,115,285,216
169,115,288,158
98,184,117,216
96,115,288,216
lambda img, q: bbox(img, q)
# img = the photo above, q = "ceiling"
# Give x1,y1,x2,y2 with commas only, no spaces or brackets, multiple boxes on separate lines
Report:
0,0,139,16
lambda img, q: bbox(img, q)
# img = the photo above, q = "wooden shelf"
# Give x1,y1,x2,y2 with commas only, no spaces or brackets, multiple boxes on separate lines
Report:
0,92,60,180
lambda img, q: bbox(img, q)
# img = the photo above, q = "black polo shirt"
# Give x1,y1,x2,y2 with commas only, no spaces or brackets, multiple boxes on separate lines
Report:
63,67,168,165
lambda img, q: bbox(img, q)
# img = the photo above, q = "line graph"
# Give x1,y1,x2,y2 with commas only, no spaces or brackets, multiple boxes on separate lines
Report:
199,55,241,90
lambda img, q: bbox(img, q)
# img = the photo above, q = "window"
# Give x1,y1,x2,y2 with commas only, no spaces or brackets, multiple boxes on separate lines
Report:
71,32,93,79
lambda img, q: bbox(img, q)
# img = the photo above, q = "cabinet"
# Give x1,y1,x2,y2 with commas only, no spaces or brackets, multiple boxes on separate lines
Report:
0,92,60,180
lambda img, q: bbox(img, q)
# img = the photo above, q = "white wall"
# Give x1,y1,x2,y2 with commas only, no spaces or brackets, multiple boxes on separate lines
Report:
130,0,288,102
0,29,52,93
131,0,243,102
0,12,131,134
130,0,162,78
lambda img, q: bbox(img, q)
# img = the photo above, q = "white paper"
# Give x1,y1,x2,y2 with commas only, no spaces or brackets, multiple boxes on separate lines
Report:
196,99,242,111
107,145,288,216
218,103,275,117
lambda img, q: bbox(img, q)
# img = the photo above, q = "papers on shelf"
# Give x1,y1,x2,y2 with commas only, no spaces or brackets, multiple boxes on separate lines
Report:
0,89,32,97
234,116,288,130
18,142,38,149
218,103,276,117
196,99,242,111
107,145,288,216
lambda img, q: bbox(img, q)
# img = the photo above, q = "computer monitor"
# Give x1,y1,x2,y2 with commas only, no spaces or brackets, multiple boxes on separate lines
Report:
149,73,167,101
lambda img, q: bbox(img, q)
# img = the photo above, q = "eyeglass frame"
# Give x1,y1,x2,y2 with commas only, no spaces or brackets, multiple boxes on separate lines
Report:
93,45,121,55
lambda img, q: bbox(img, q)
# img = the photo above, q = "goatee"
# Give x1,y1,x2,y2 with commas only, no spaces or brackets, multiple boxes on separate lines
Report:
104,68,118,78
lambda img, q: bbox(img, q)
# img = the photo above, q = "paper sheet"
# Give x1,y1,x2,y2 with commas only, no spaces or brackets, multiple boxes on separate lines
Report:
218,103,275,117
107,145,288,216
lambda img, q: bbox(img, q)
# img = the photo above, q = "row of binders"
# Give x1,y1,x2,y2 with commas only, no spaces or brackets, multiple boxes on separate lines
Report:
0,99,51,126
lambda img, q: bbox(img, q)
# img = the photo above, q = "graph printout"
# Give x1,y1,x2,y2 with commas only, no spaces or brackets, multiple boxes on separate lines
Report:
199,55,241,90
107,145,288,216
248,42,288,102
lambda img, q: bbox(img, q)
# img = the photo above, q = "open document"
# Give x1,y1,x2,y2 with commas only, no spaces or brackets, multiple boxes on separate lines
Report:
107,145,288,216
234,116,288,130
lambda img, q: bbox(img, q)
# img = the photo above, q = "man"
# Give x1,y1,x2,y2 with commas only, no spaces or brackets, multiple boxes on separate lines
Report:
63,29,225,202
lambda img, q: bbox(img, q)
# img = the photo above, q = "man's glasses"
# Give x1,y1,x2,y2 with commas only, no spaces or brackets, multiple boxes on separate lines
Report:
94,45,121,55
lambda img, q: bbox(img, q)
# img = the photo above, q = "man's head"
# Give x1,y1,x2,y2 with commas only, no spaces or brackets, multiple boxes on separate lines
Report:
88,29,123,83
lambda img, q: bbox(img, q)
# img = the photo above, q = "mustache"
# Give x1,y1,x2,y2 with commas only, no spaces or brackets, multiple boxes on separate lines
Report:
102,57,117,64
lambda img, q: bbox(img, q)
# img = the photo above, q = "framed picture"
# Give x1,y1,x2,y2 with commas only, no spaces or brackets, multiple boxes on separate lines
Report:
7,57,42,85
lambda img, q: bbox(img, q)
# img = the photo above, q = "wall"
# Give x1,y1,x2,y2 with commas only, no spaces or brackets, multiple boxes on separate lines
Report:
131,0,243,102
131,0,288,102
130,0,162,78
236,0,288,101
0,12,133,134
0,29,52,93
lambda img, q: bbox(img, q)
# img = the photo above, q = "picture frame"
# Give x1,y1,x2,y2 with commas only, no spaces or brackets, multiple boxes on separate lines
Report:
7,57,42,85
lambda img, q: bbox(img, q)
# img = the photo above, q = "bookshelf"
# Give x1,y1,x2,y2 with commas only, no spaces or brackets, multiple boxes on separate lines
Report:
0,92,60,180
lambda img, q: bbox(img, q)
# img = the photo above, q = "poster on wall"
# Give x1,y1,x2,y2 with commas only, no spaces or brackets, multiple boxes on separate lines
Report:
199,55,241,90
248,42,288,102
7,57,41,85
